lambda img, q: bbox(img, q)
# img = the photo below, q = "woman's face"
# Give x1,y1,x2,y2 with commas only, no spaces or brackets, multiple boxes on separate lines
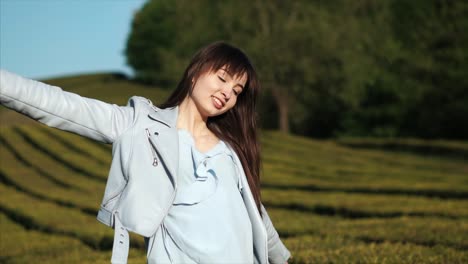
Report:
190,67,247,118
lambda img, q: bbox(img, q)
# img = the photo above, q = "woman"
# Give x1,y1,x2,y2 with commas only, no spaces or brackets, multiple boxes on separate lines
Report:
0,42,290,264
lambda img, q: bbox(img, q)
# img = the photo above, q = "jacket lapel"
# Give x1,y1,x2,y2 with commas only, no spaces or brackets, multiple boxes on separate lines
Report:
147,106,179,186
227,144,268,264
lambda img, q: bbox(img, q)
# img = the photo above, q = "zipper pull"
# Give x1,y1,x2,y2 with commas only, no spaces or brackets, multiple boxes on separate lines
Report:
146,128,159,167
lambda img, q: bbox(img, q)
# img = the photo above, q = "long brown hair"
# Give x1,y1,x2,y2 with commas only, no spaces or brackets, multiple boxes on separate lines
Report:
159,41,262,213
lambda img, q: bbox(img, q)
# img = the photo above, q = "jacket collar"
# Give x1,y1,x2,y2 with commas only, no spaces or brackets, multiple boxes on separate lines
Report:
148,106,179,127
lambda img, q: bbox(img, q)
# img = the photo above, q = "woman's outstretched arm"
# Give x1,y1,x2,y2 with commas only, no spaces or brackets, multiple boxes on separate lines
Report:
0,69,135,143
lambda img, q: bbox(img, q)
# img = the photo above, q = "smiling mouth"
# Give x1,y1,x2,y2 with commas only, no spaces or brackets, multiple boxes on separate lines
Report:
212,96,224,109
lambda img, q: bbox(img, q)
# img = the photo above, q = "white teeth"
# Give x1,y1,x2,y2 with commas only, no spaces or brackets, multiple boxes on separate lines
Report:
213,97,223,107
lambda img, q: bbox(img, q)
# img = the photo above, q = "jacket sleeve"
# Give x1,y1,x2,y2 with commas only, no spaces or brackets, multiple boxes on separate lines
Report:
261,204,291,263
0,69,135,143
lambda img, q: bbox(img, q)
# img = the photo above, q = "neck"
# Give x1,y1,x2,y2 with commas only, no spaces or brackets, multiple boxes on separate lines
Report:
177,96,210,136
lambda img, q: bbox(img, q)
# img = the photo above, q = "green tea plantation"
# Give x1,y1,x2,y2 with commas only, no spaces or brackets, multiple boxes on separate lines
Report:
1,73,467,263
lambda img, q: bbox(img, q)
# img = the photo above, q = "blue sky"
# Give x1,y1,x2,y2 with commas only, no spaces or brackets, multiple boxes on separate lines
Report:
0,0,147,79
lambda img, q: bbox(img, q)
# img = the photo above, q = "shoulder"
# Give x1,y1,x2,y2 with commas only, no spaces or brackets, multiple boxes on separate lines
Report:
124,96,162,118
126,96,155,109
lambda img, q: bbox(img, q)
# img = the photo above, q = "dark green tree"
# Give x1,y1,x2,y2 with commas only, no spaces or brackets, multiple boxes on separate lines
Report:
125,0,363,134
125,0,468,139
390,0,468,139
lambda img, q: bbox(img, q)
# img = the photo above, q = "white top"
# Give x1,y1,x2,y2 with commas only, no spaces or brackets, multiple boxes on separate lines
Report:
146,129,254,263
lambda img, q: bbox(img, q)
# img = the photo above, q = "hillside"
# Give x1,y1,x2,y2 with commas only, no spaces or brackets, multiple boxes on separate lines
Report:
1,73,467,263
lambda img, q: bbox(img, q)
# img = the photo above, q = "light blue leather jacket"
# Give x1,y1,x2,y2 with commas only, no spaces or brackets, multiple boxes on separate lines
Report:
0,69,291,264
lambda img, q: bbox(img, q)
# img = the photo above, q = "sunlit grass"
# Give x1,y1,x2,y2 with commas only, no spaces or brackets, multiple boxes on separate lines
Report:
0,73,467,263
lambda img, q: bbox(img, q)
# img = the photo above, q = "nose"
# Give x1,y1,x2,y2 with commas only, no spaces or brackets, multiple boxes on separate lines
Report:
221,86,232,100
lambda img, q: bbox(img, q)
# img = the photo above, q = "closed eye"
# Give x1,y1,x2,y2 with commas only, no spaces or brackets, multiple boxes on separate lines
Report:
218,76,226,82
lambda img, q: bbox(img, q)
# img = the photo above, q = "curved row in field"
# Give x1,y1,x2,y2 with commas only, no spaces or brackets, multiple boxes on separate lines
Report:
268,208,468,251
0,143,98,216
0,129,104,194
262,189,468,219
0,211,147,263
37,125,112,166
262,131,468,176
0,182,113,249
282,234,468,264
1,124,467,263
261,132,468,199
0,213,113,264
13,126,108,182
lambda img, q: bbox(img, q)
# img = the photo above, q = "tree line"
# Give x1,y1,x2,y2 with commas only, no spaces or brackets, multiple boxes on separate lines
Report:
125,0,468,139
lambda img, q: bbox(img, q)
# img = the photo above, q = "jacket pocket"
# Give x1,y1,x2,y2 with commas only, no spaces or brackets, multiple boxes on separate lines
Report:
102,181,127,209
103,190,122,209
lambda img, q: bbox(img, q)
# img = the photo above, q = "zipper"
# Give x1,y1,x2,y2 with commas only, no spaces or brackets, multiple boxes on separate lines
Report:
102,180,128,208
145,128,158,166
103,190,122,208
145,128,178,235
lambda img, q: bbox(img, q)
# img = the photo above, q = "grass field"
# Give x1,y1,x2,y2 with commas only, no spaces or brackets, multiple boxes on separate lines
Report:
1,73,467,263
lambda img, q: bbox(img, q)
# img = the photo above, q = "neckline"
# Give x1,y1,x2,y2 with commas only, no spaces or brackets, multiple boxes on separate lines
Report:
178,129,224,156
